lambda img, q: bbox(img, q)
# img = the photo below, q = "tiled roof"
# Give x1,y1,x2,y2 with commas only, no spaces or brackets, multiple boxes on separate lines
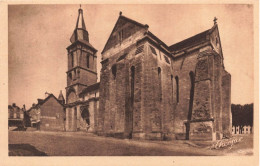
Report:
169,29,210,52
79,82,100,97
77,39,97,51
27,93,64,112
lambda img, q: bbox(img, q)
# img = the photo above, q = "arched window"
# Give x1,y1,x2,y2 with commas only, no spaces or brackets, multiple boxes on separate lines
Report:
73,69,76,80
81,108,90,125
118,29,124,44
171,75,173,102
74,107,77,116
175,76,179,103
188,71,195,120
71,53,74,67
131,66,135,106
77,70,80,78
67,88,77,104
158,67,162,101
86,55,90,68
68,73,72,80
112,65,117,80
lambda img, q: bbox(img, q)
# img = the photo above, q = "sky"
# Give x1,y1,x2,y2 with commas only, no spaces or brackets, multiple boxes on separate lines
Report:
8,4,254,109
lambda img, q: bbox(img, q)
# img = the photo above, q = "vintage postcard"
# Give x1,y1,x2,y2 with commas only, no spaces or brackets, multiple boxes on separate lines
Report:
0,1,259,166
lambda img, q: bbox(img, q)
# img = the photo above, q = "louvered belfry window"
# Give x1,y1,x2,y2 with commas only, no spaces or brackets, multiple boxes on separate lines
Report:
117,53,128,62
150,46,157,55
164,55,170,64
135,45,144,55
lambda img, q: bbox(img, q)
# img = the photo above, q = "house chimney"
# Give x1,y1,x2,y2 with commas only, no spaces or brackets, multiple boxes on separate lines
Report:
45,91,50,98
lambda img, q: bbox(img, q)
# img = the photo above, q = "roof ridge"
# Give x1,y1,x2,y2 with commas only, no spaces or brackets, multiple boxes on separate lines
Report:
79,82,100,97
120,15,146,28
169,28,211,52
101,14,147,54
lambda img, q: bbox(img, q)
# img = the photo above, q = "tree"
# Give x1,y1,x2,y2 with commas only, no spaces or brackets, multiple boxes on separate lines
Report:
231,103,253,134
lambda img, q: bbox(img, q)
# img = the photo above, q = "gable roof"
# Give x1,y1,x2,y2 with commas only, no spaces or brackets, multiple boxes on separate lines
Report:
101,13,221,60
67,39,97,52
101,14,147,54
79,82,100,97
169,29,210,52
41,94,64,107
27,94,64,112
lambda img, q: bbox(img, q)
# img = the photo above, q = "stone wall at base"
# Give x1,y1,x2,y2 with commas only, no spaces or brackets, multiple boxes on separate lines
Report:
221,70,232,137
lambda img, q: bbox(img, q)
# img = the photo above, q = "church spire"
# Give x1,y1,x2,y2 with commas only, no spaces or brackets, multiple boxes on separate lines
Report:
70,6,89,43
58,90,65,104
76,6,86,30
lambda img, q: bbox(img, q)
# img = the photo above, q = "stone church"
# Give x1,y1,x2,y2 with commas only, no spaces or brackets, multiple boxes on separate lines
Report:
65,8,231,141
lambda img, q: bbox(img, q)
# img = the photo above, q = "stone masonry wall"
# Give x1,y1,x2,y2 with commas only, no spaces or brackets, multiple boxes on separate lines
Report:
98,18,146,138
221,70,232,137
40,97,65,131
213,54,223,140
171,50,199,139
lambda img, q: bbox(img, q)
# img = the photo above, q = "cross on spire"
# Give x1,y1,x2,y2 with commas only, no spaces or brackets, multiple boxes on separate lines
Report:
214,17,218,25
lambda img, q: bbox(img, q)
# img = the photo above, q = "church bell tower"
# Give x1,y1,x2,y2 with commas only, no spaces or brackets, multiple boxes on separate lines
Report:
66,7,97,104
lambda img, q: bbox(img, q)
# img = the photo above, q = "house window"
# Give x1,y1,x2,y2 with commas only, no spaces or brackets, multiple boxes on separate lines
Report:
86,55,90,68
175,76,179,103
112,65,117,79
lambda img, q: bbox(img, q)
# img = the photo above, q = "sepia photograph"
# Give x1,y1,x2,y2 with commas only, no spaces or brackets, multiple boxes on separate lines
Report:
1,1,258,166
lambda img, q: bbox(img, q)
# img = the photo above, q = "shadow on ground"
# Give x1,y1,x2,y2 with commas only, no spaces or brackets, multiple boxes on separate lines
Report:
9,144,48,156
